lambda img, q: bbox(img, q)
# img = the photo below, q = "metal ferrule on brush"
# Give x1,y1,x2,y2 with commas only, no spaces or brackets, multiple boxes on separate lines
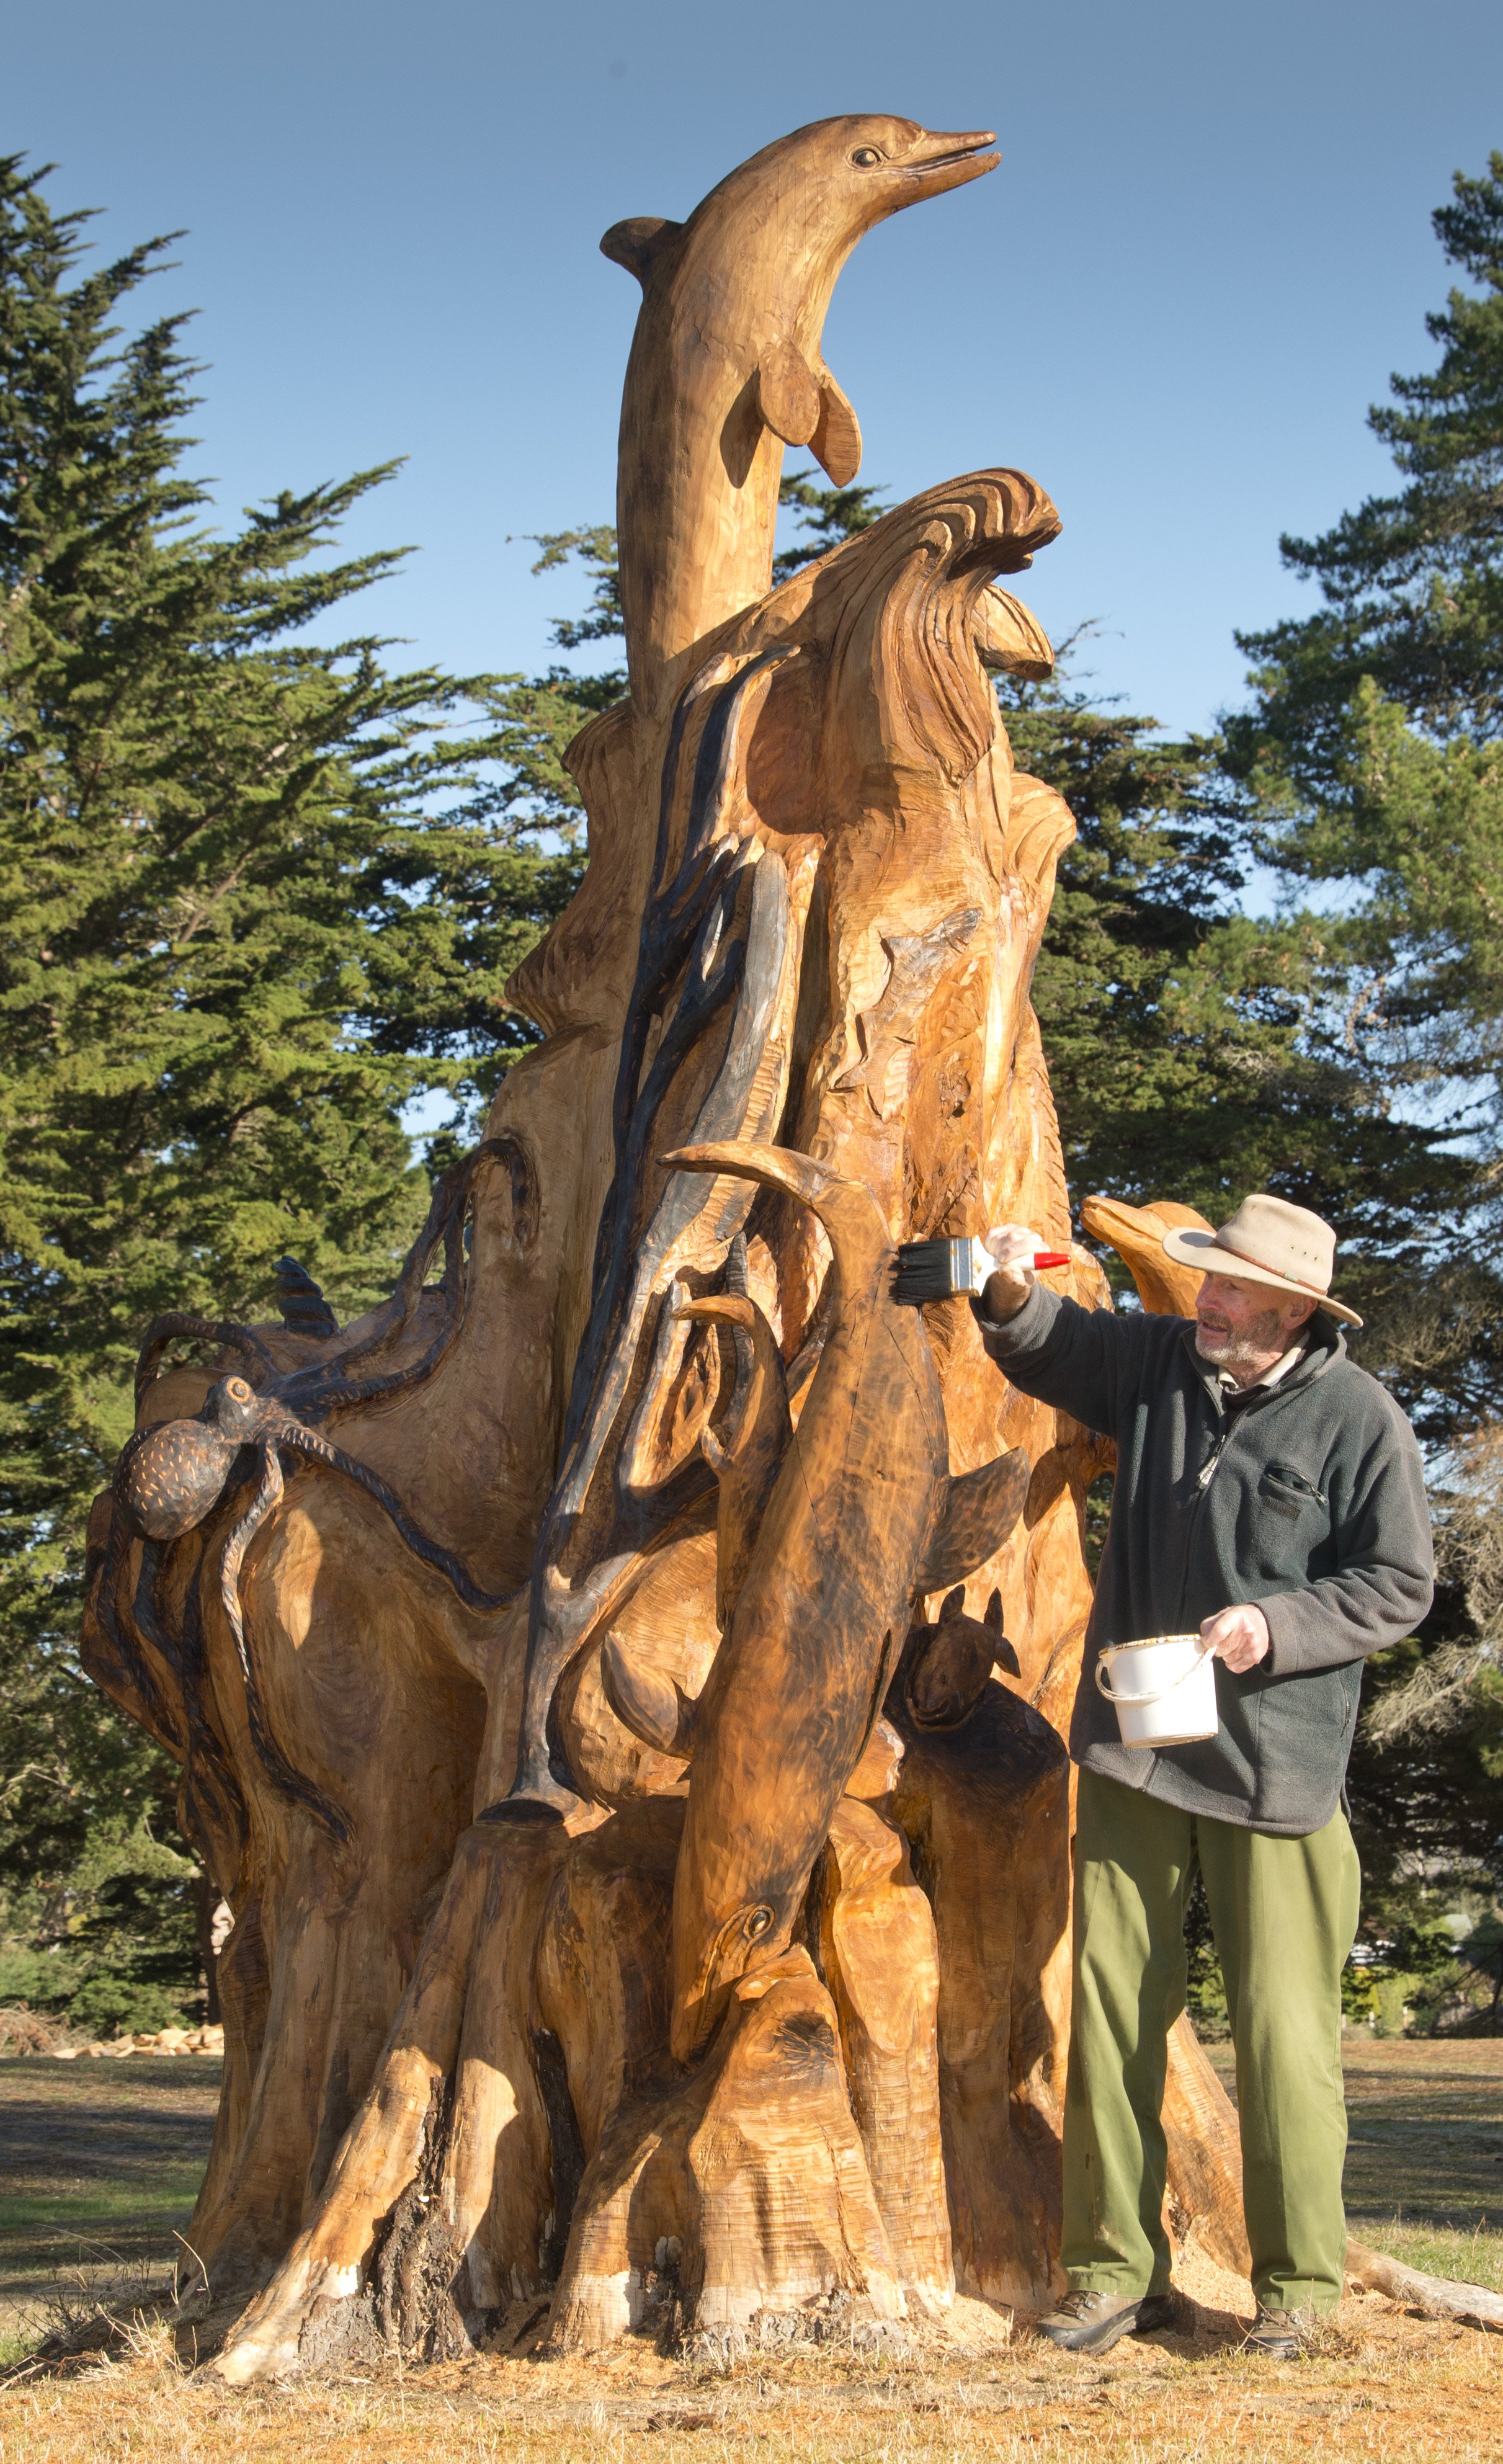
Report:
943,1236,989,1297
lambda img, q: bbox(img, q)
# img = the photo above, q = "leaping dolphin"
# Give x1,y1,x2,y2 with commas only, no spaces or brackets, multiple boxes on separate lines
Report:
602,116,999,715
605,1140,1028,2062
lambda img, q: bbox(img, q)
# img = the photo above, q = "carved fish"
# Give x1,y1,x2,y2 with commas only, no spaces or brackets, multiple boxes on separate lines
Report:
603,117,998,712
609,1139,1028,2061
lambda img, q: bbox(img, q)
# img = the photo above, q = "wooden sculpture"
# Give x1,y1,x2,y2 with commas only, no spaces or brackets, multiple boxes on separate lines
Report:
78,115,1342,2376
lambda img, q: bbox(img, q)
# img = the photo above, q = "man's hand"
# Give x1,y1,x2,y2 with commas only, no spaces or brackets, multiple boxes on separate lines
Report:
979,1224,1048,1323
1200,1603,1270,1674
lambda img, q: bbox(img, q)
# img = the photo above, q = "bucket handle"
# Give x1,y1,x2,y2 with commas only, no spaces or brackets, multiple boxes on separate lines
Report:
1095,1633,1216,1708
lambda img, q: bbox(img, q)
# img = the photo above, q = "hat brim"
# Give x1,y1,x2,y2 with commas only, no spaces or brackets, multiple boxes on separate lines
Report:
1161,1226,1363,1328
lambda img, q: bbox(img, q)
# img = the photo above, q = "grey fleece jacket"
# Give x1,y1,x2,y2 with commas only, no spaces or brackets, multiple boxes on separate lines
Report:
973,1286,1434,1836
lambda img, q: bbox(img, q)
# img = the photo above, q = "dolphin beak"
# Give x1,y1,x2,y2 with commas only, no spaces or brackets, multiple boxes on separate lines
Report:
897,128,1000,199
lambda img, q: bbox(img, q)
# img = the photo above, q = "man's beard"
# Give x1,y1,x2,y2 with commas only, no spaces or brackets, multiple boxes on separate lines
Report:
1194,1302,1293,1373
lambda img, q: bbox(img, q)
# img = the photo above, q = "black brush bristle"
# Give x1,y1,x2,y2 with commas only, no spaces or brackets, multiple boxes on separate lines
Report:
893,1236,978,1306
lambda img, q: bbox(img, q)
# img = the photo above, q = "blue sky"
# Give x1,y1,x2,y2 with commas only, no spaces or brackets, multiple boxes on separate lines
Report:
8,0,1503,734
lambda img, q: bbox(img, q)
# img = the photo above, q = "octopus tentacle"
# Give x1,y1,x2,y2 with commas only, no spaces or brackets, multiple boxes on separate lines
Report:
272,1426,513,1616
218,1444,349,1841
89,1511,182,1747
135,1538,249,1889
134,1318,277,1408
280,1138,525,1424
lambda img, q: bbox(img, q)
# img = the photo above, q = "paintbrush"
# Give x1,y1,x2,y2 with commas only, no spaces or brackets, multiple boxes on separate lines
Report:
893,1235,1070,1307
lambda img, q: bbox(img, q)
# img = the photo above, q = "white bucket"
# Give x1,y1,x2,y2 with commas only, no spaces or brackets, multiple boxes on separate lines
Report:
1095,1632,1219,1749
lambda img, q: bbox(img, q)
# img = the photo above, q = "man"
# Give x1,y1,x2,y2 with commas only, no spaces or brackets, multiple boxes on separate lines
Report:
974,1194,1432,2358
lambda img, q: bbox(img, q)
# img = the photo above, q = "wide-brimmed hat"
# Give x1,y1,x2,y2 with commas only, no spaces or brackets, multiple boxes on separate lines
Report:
1161,1194,1363,1328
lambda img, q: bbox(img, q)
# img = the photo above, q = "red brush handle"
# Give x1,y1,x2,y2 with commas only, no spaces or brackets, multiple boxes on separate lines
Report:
1030,1250,1069,1269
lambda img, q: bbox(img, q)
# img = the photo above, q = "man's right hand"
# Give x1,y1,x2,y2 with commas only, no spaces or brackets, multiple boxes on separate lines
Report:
979,1225,1048,1323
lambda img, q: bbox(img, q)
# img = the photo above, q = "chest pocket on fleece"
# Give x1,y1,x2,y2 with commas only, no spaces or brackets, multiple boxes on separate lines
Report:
1257,1462,1328,1522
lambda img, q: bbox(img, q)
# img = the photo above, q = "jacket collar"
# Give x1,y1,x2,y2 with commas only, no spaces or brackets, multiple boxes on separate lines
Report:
1180,1308,1347,1416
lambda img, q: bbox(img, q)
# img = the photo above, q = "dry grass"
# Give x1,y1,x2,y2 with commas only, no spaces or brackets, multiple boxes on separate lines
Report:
4,2037,1500,2458
1,2297,1500,2463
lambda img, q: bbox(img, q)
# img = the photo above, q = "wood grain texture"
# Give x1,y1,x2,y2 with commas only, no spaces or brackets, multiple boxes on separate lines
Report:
71,123,1291,2377
604,116,998,720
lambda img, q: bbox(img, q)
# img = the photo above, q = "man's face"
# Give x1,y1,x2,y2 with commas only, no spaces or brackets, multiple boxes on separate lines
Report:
1194,1271,1316,1375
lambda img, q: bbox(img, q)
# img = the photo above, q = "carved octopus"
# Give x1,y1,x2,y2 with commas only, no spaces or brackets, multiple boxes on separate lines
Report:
97,1143,522,1840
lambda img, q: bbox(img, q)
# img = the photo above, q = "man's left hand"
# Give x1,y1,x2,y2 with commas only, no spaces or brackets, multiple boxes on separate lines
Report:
1200,1604,1270,1673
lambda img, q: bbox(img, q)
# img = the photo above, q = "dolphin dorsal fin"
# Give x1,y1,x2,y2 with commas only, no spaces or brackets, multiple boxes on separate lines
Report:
599,216,684,284
811,368,862,488
916,1448,1031,1593
673,1288,791,1629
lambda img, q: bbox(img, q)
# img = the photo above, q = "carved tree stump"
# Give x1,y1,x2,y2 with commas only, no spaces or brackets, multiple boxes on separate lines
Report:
79,116,1282,2378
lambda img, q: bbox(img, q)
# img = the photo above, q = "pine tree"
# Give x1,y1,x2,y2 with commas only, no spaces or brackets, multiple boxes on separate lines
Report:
1236,153,1503,773
0,158,577,2016
1229,157,1503,1246
1226,160,1503,1980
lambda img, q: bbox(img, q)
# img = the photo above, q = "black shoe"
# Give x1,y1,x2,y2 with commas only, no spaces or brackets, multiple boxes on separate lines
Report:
1131,2292,1177,2337
1035,2288,1172,2354
1242,2304,1305,2360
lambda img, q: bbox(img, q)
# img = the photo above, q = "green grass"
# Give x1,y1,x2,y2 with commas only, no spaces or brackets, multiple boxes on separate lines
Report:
1359,2220,1503,2292
0,2174,207,2303
0,2175,204,2239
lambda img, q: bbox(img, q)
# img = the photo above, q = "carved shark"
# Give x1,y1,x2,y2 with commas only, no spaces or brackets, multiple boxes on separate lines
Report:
602,116,999,713
605,1139,1028,2062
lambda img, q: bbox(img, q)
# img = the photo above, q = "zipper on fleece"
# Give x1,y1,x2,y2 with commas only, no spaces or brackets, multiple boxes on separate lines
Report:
1177,1395,1246,1619
1178,1376,1292,1619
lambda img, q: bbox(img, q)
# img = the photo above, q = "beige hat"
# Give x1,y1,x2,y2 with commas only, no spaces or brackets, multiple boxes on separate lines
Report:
1161,1194,1362,1328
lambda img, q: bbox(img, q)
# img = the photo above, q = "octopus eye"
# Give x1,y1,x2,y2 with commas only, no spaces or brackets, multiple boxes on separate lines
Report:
851,146,883,168
743,1906,774,1944
225,1378,253,1403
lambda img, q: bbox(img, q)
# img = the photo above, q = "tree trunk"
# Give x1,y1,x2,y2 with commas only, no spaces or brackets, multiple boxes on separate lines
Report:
81,117,1410,2380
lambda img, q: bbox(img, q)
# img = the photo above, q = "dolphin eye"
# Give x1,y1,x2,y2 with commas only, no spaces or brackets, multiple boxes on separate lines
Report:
743,1906,774,1943
851,146,883,168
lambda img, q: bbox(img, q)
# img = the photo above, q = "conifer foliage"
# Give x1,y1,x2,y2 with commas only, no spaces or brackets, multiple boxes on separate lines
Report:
1228,157,1503,1988
0,158,576,2009
1231,156,1503,1228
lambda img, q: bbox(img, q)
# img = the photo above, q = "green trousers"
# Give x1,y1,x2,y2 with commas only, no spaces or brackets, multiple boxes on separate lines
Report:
1064,1767,1361,2315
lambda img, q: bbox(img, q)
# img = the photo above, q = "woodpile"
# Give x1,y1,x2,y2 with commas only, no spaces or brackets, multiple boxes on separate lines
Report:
0,2010,225,2059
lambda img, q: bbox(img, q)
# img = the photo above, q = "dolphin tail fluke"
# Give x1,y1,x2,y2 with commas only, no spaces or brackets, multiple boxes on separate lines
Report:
916,1448,1031,1592
674,1290,792,1628
600,1631,698,1760
661,1141,893,1285
599,216,683,283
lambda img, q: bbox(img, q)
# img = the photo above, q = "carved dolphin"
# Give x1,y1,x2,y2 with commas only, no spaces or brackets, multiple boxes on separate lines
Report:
608,1140,1028,2062
602,117,999,712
